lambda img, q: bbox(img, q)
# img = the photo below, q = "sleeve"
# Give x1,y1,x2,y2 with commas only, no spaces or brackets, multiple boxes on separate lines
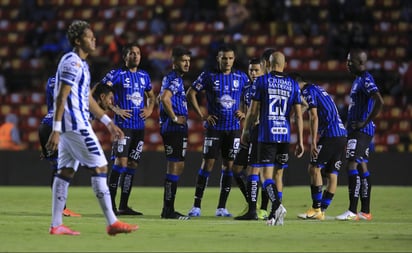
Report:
59,58,81,86
191,72,207,92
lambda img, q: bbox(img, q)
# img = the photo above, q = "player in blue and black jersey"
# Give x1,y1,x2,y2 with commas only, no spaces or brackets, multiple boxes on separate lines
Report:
336,49,384,221
98,42,156,216
290,73,347,220
186,44,249,217
159,46,192,220
239,51,304,225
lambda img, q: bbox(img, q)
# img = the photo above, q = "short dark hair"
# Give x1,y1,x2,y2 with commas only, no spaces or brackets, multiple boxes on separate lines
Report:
288,72,305,83
172,46,191,58
249,57,261,65
218,44,235,54
261,48,276,62
93,83,114,100
122,42,140,59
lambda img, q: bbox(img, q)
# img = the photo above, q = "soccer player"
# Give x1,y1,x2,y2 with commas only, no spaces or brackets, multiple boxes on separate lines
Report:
336,49,384,221
46,20,138,235
186,44,249,217
98,42,156,216
291,73,347,220
238,51,304,225
159,46,192,220
233,57,265,220
38,77,81,218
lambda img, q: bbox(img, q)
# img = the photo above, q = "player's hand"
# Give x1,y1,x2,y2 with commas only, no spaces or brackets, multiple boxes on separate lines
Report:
107,122,124,141
45,131,60,152
140,108,153,119
294,143,304,158
310,143,318,159
112,105,132,120
204,115,218,126
241,130,250,145
174,115,186,125
235,110,245,120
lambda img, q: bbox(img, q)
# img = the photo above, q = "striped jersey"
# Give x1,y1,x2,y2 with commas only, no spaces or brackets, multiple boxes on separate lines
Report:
40,77,55,126
347,71,379,136
302,83,347,138
191,69,249,130
159,70,188,134
100,67,152,130
252,71,301,143
242,82,253,109
54,52,91,132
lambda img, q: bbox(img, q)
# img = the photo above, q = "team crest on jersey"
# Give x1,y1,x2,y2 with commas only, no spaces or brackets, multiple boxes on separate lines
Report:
128,92,143,106
218,94,235,109
140,77,146,85
233,80,239,88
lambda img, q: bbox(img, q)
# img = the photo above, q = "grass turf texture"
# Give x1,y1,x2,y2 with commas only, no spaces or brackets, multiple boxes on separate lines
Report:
0,186,411,252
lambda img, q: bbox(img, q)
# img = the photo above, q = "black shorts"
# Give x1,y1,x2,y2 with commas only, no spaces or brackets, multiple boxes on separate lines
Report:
38,123,57,161
233,126,258,166
310,136,346,174
111,128,144,163
250,142,289,168
346,132,373,163
162,132,188,162
202,129,240,160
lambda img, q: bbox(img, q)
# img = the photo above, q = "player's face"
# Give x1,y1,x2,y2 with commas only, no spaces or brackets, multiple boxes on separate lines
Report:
99,92,114,111
174,54,191,74
217,51,235,73
80,28,96,54
347,53,361,74
125,46,141,68
248,63,263,81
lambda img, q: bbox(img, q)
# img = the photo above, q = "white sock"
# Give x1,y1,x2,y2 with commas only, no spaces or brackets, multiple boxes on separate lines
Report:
51,176,69,227
91,176,117,225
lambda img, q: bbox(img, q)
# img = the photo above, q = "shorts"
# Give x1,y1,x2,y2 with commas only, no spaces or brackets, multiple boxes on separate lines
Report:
233,126,258,166
250,142,289,169
202,129,240,161
58,127,106,170
346,132,373,163
38,123,57,161
310,136,346,174
111,128,144,163
162,131,188,162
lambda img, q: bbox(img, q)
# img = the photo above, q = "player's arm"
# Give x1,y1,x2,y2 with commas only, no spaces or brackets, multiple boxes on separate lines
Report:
241,100,259,144
160,89,184,124
352,91,384,130
45,81,71,152
308,107,319,158
89,92,124,140
293,103,304,158
140,89,155,119
186,86,204,119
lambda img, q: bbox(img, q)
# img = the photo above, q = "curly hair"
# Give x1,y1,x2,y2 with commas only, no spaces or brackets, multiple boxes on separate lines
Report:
67,20,90,47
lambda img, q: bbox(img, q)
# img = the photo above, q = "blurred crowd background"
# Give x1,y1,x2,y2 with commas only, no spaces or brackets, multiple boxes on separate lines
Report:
0,0,411,153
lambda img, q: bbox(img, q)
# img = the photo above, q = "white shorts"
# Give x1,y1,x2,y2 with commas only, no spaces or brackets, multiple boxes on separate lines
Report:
58,127,108,170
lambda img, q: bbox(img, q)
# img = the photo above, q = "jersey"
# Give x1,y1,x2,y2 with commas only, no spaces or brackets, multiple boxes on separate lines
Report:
159,70,188,134
252,71,301,143
242,82,253,109
40,77,55,126
347,71,379,136
191,69,249,130
302,83,347,138
100,67,152,130
54,52,91,132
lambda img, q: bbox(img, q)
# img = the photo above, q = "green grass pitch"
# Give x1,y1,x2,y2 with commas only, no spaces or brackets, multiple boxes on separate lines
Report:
0,186,411,252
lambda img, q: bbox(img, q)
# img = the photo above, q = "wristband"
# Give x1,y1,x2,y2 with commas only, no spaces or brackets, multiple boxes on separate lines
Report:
172,116,178,122
100,114,112,126
53,121,62,133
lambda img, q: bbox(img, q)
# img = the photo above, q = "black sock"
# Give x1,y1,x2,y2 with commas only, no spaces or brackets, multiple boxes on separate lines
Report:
321,190,334,211
247,175,259,213
164,174,178,210
260,185,269,211
234,171,248,202
263,179,280,213
217,170,232,209
119,168,135,210
311,185,323,209
108,165,124,210
360,171,371,213
194,169,209,208
348,170,360,213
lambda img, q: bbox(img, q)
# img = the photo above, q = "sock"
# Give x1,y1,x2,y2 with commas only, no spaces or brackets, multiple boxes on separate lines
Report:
263,179,280,213
164,174,179,210
348,169,360,213
217,170,233,209
311,185,323,209
119,167,135,210
91,174,117,226
247,174,259,213
277,191,283,202
194,169,210,208
50,175,70,227
321,190,334,211
360,171,371,213
108,165,125,210
234,171,248,202
260,184,269,211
